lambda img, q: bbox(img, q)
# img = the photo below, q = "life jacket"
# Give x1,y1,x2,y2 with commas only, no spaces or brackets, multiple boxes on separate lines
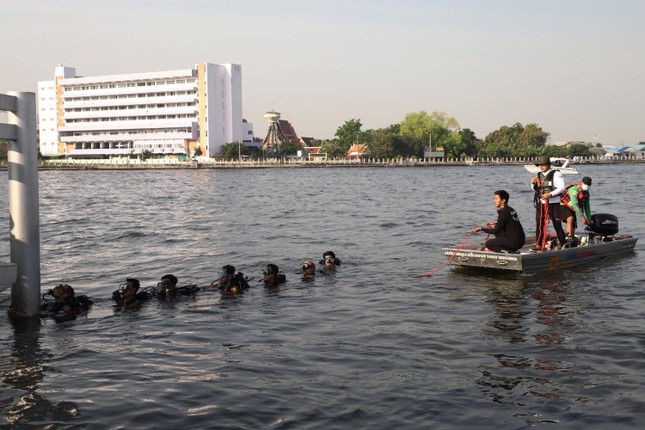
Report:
561,184,590,208
536,170,557,195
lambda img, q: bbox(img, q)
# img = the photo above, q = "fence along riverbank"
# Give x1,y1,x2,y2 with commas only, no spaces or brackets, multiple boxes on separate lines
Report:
7,154,643,170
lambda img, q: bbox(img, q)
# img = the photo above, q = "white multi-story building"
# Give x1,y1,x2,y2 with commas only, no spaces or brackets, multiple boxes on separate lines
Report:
37,63,252,158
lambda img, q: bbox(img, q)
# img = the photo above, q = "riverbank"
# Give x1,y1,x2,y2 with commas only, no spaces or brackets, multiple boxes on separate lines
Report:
2,155,645,170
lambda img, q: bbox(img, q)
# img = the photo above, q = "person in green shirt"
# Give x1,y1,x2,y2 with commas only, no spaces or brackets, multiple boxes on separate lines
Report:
560,176,592,246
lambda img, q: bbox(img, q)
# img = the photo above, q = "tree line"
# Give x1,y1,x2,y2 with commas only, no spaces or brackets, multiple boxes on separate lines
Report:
221,111,596,159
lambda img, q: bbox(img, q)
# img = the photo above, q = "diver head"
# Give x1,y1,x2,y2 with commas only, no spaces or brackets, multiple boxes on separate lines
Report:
123,278,140,299
321,251,338,267
159,274,178,291
301,260,316,276
50,284,75,302
263,264,279,283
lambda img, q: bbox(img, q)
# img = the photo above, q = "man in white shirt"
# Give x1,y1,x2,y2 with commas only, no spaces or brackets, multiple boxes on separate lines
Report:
530,156,566,251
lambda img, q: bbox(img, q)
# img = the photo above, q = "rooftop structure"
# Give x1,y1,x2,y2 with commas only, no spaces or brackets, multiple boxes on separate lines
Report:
38,64,251,158
261,110,306,152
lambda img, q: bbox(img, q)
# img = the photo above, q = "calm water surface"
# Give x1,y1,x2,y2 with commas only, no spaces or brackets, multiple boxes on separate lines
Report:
1,164,644,429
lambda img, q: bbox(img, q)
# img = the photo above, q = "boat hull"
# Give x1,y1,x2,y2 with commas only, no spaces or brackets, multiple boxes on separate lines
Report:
442,236,638,273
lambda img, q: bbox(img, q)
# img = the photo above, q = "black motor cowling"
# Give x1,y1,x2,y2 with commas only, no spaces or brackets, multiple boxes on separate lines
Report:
590,213,619,236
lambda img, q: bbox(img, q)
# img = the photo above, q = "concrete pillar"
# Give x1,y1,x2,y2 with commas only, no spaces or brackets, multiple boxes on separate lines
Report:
7,92,41,317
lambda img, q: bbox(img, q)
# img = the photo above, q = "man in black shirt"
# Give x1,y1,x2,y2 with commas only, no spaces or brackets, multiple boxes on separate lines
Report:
471,190,526,253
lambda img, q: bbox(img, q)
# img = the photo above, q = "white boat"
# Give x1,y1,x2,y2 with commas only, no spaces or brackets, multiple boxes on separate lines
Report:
523,157,579,175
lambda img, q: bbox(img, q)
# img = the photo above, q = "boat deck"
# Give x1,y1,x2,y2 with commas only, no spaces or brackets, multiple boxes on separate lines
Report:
443,235,638,273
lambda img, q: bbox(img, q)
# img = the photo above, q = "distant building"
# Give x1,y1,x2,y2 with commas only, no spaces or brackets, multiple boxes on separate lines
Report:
297,146,325,160
424,148,444,159
347,144,370,158
37,63,250,158
261,110,308,152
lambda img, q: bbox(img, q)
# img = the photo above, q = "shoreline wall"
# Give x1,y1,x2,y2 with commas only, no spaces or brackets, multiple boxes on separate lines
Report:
1,155,644,171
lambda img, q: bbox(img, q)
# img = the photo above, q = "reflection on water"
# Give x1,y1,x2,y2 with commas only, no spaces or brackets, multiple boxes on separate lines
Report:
533,281,577,346
2,318,79,427
473,273,600,422
485,279,531,344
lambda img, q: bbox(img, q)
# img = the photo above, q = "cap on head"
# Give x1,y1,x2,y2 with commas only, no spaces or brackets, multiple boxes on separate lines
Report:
534,155,551,166
582,176,592,185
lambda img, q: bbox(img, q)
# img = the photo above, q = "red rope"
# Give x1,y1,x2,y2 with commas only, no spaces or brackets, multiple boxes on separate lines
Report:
413,231,475,278
538,200,551,251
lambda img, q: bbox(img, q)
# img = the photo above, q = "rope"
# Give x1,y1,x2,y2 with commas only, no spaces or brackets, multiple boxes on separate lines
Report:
413,230,475,278
538,200,551,251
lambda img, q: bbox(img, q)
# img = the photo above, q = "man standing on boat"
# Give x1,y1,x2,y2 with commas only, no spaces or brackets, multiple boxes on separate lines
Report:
471,190,526,253
561,176,593,245
531,156,566,251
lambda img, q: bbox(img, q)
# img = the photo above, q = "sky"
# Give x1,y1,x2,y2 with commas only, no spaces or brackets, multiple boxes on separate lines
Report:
1,0,644,145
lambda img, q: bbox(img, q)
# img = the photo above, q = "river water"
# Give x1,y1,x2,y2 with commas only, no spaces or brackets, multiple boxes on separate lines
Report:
1,164,644,429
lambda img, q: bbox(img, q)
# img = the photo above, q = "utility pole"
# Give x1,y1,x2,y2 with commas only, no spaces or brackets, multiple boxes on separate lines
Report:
1,92,41,317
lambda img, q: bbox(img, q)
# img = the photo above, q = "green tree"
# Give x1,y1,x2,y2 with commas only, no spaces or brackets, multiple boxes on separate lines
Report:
334,119,363,152
221,142,242,159
320,141,346,158
482,123,549,157
477,142,499,158
221,142,263,159
367,125,400,158
459,128,479,157
276,141,301,157
564,143,591,157
519,123,549,148
399,111,462,157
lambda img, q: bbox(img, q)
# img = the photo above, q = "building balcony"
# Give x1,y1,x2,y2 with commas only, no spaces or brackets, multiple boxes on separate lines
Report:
59,119,196,132
60,129,195,143
64,106,198,120
63,93,198,109
61,82,198,99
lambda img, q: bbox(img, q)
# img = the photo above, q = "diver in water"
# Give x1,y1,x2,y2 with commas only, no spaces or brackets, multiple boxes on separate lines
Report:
40,284,93,322
217,264,250,295
157,274,199,300
262,264,286,287
301,260,316,278
320,251,341,273
112,278,153,310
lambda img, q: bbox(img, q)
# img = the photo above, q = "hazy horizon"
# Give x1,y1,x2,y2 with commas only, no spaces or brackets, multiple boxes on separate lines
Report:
1,0,643,146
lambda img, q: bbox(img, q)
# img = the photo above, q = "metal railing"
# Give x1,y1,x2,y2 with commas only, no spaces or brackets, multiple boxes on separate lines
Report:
36,153,645,169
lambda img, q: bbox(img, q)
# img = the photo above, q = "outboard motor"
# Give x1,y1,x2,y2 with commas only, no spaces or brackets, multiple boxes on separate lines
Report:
590,213,619,236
